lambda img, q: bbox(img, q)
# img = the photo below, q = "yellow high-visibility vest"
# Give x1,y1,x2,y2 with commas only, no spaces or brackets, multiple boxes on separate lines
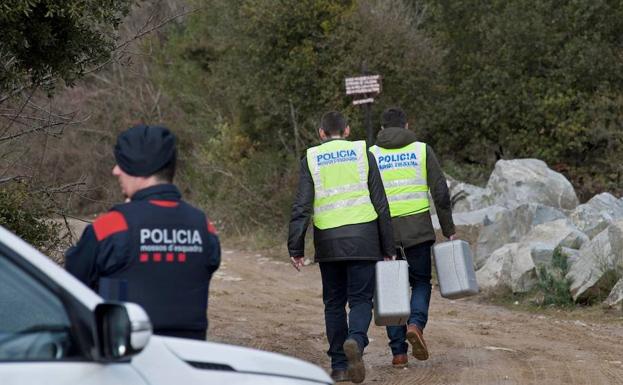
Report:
307,140,378,230
370,141,429,217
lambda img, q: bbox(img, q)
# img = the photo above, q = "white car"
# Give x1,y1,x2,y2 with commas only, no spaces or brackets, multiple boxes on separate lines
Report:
0,226,333,385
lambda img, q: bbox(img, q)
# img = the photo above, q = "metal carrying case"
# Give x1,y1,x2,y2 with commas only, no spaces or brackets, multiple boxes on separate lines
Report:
374,260,410,326
432,240,479,299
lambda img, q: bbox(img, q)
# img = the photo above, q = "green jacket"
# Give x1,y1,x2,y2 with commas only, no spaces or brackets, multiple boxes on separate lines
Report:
375,127,455,249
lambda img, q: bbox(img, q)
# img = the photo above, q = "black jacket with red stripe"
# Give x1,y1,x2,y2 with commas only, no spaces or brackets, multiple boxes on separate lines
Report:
65,184,220,335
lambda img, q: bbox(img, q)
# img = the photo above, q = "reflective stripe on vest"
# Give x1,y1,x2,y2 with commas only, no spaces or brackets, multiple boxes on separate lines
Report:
307,140,378,230
370,141,429,217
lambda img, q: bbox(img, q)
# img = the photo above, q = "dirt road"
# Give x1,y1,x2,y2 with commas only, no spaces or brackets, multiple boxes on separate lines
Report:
209,248,623,385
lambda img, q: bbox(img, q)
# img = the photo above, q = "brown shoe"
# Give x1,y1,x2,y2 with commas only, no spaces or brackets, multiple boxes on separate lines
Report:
330,369,350,382
406,324,429,361
343,339,365,383
392,353,408,368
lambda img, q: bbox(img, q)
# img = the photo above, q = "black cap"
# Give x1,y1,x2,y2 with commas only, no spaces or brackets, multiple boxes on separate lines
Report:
114,124,176,176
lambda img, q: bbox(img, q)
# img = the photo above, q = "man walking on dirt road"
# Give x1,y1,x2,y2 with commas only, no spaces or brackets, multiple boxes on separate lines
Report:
288,111,395,383
370,107,456,367
66,124,221,340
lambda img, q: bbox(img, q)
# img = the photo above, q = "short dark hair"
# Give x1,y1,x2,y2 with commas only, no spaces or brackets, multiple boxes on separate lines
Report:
320,111,347,136
153,155,176,183
381,107,407,128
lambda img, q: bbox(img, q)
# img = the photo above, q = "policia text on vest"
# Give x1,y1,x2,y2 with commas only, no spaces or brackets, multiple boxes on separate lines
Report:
370,141,430,217
307,140,378,230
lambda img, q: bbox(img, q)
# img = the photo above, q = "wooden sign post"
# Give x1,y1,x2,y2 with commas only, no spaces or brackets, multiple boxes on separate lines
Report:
345,74,382,147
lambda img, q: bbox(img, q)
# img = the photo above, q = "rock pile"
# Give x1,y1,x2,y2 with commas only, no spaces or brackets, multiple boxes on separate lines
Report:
438,159,623,308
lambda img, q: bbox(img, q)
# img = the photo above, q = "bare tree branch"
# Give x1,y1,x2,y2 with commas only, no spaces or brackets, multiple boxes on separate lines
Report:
84,7,202,75
209,165,276,213
55,211,92,224
289,100,301,158
0,175,27,184
0,86,25,105
0,88,36,138
26,99,79,121
34,181,88,195
0,120,83,143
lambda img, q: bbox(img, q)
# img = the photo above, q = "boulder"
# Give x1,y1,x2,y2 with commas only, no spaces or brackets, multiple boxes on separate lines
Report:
476,243,519,290
566,221,623,302
486,159,579,210
432,205,506,250
603,278,623,309
450,182,494,212
476,219,585,293
530,244,556,267
475,203,567,268
519,219,585,253
476,242,537,293
560,246,588,263
521,219,585,271
559,229,590,250
432,205,506,230
569,192,623,239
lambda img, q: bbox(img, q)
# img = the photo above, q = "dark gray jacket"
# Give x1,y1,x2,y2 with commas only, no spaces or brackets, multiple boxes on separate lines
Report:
288,139,395,262
375,127,455,249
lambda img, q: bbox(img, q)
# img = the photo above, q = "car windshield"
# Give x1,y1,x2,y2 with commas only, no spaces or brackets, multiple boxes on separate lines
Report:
0,254,75,361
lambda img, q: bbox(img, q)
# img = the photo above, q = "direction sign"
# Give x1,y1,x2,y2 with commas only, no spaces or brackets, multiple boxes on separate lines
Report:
352,98,374,105
345,75,381,95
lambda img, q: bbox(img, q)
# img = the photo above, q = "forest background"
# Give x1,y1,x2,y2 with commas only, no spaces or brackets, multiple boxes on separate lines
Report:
1,0,623,253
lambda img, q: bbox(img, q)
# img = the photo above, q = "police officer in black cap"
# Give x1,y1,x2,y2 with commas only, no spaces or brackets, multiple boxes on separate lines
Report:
66,124,221,340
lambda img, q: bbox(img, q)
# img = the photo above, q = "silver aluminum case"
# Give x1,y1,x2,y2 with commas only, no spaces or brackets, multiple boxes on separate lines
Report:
433,240,479,299
374,260,410,326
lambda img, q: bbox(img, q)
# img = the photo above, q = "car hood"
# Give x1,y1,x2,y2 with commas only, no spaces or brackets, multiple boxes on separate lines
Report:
160,336,332,384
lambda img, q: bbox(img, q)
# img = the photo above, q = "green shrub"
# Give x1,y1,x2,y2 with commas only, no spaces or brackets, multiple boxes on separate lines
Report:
423,0,623,189
0,182,60,252
0,0,131,91
536,247,574,307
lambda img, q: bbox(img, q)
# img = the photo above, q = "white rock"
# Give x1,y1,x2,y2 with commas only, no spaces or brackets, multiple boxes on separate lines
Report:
521,219,587,265
603,278,623,308
431,205,506,231
559,229,590,250
451,182,494,212
477,219,584,293
475,204,566,268
476,242,536,293
569,193,623,239
486,159,579,210
566,221,623,302
559,247,581,265
476,243,518,289
531,244,555,267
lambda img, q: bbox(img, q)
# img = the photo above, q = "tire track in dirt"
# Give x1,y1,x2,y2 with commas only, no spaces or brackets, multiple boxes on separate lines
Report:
209,249,623,384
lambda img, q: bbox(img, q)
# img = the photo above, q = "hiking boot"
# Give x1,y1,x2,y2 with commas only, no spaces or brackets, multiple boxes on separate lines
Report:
343,338,365,383
392,353,408,368
406,324,429,361
330,369,350,382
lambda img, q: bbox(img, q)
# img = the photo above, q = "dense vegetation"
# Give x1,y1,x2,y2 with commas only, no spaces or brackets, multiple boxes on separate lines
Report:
2,0,623,247
150,0,623,236
0,0,131,246
424,0,623,196
0,0,131,91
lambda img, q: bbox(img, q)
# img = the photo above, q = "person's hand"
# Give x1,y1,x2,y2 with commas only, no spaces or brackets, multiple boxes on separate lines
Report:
290,256,305,272
384,255,396,261
449,234,457,241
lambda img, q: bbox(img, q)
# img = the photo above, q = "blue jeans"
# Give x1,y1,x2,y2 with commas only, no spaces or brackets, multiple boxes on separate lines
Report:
386,241,434,355
319,260,376,370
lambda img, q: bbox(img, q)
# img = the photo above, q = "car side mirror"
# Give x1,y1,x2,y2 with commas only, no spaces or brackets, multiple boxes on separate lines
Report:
94,302,152,361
